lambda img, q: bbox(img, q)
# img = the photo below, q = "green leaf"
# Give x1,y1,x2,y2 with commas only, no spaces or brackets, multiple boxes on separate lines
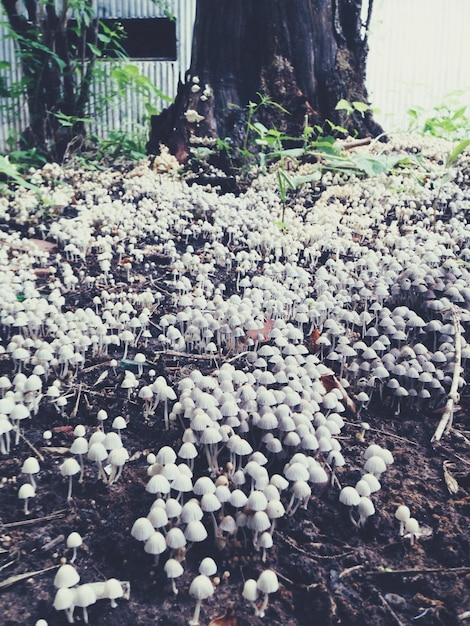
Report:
335,99,353,115
252,122,269,137
97,33,112,44
87,43,102,57
446,139,470,168
352,101,370,114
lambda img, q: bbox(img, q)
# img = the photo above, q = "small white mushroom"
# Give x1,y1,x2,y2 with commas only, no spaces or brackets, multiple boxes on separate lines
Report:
66,532,83,564
395,504,411,536
21,456,40,489
188,574,214,625
242,578,259,614
164,558,184,595
74,583,96,624
103,578,124,608
18,483,35,514
60,458,81,501
53,587,76,624
256,569,279,618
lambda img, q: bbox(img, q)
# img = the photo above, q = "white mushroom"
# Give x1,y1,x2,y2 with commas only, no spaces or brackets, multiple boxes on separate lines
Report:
188,574,214,625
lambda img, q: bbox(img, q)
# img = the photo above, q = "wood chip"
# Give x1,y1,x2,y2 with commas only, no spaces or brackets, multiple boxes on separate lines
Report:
443,461,459,495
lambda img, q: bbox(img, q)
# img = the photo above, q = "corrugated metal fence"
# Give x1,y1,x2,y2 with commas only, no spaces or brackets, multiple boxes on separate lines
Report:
0,0,196,149
1,0,470,151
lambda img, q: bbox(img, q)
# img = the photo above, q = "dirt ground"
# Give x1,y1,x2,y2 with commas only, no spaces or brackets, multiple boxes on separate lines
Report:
0,157,469,626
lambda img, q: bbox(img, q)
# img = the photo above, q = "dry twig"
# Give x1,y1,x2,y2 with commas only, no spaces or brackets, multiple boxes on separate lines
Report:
432,307,462,442
0,565,58,589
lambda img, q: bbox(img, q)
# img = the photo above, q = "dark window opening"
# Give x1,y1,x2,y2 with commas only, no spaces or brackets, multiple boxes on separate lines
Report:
68,17,176,61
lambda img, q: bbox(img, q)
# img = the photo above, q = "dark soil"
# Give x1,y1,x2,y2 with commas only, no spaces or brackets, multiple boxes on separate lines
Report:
0,159,469,626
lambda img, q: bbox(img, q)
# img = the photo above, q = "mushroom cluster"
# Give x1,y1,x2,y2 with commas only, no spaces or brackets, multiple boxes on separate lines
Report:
0,133,469,622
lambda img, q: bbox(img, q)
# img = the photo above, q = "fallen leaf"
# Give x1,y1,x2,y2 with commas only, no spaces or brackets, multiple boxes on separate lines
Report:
28,239,57,253
321,374,356,414
443,462,459,495
245,319,274,343
307,327,321,353
209,607,238,626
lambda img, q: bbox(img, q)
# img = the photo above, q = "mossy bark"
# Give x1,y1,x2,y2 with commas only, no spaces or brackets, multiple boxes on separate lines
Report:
148,0,382,162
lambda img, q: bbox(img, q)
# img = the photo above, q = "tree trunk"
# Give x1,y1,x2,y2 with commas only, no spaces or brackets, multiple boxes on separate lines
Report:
2,0,97,161
148,0,382,166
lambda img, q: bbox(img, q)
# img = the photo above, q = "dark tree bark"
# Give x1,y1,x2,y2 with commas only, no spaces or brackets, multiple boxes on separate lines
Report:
148,0,382,164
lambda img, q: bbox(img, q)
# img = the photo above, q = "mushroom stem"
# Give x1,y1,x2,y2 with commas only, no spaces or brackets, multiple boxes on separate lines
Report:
23,498,30,515
171,578,178,596
349,507,360,528
67,475,74,501
65,606,75,624
210,511,220,538
82,606,89,624
95,459,108,483
190,598,202,625
258,593,269,618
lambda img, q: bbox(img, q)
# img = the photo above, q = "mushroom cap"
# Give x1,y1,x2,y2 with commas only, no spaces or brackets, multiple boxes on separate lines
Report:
258,531,274,549
144,531,167,555
266,499,286,519
405,517,420,534
165,527,187,549
201,492,222,513
364,455,387,476
103,432,123,450
199,557,217,576
74,583,97,608
184,520,208,543
395,505,411,522
103,578,124,600
18,483,35,500
54,564,80,588
249,510,270,532
358,496,375,518
70,437,88,455
146,474,171,495
164,558,184,579
107,446,129,468
60,458,81,477
361,473,381,492
21,457,40,474
87,442,108,463
53,587,75,611
246,490,268,512
284,462,309,482
339,486,360,507
355,479,372,497
189,574,214,600
131,517,154,542
66,532,83,549
229,489,248,509
181,499,204,523
257,569,279,594
242,578,258,602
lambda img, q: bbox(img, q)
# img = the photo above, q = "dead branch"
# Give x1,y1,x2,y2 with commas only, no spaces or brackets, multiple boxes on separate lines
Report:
18,431,45,462
0,509,68,529
0,565,59,590
378,591,407,626
432,307,462,442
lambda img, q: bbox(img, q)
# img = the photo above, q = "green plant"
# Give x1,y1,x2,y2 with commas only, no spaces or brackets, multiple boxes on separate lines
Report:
0,154,42,193
431,138,470,228
407,90,470,141
0,1,172,163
